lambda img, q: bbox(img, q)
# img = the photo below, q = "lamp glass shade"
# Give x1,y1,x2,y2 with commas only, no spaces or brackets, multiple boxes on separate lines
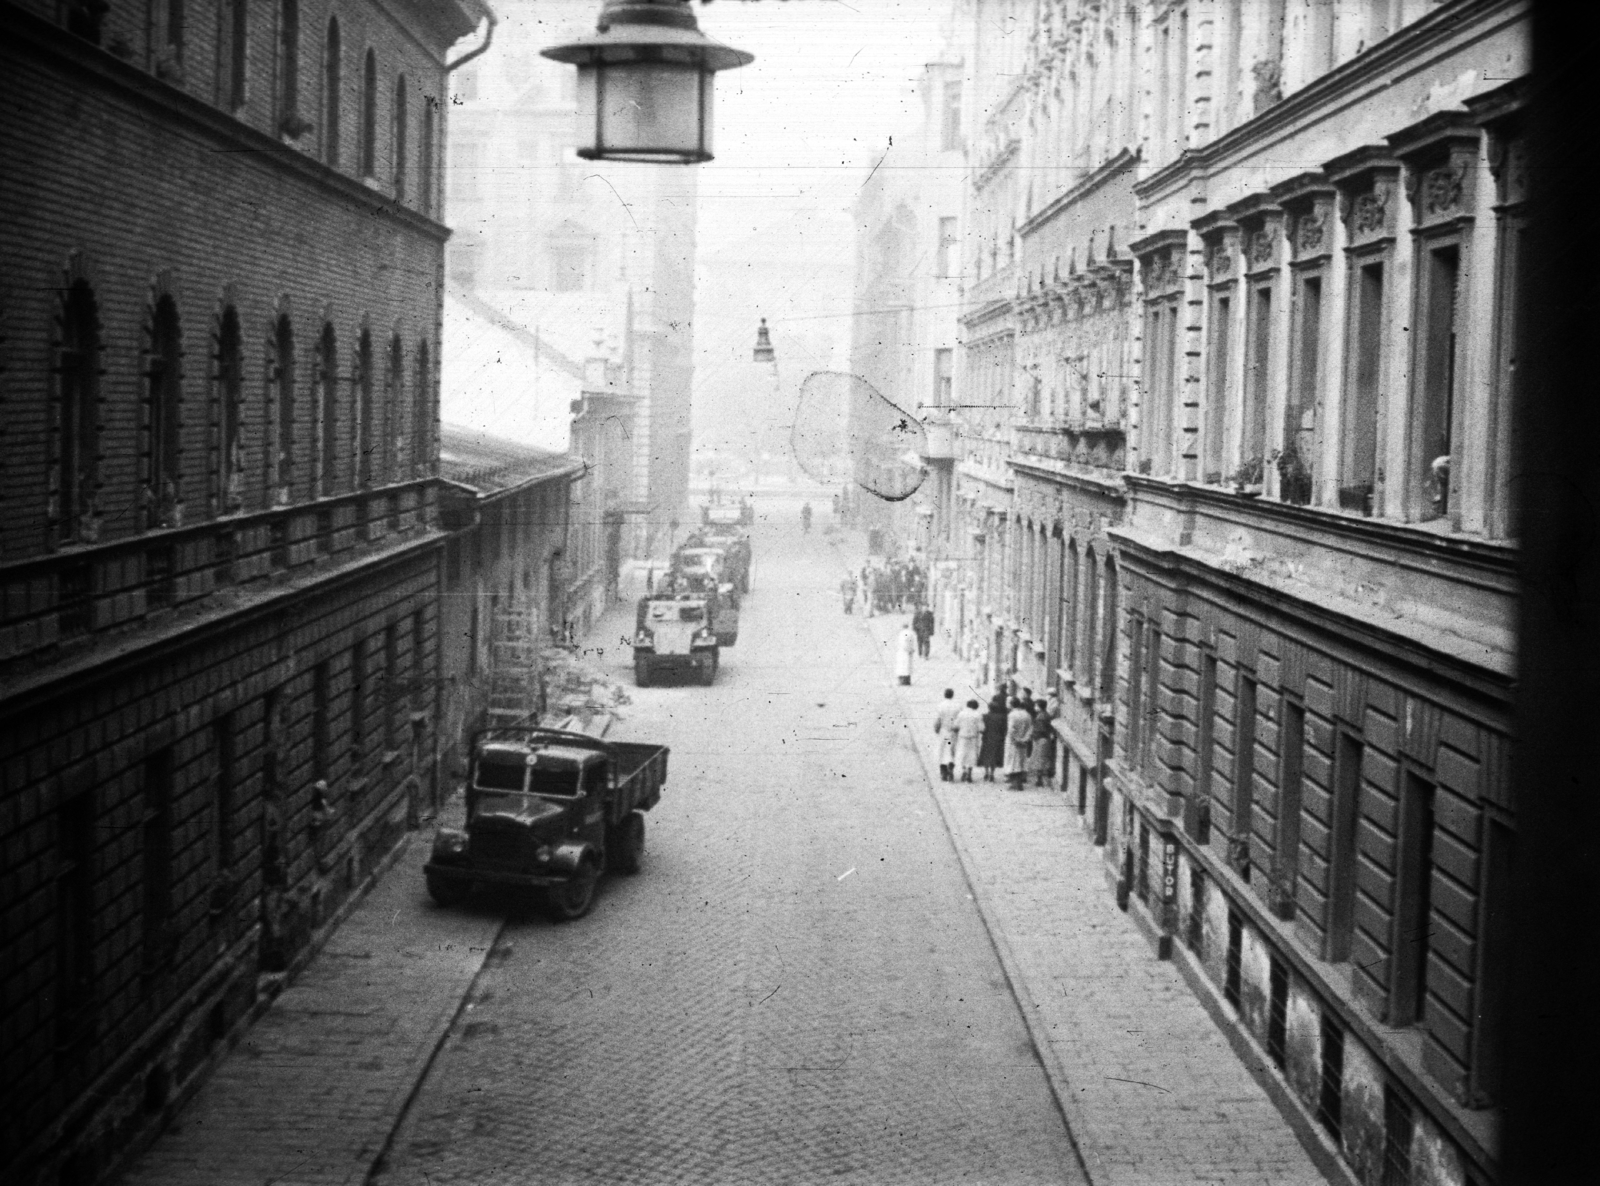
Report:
576,60,713,163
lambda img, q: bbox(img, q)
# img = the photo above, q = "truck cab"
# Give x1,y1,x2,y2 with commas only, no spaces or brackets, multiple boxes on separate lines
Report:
425,729,668,920
634,595,719,686
672,547,741,644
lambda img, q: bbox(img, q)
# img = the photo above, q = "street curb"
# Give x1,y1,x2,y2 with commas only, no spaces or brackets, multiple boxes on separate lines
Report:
831,545,1098,1185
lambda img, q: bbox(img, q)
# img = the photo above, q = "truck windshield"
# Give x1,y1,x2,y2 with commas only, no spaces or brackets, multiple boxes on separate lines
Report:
528,768,580,797
475,755,527,791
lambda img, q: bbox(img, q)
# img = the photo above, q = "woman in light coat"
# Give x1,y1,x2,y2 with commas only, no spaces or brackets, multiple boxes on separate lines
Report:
1004,698,1034,788
894,623,916,685
954,699,985,782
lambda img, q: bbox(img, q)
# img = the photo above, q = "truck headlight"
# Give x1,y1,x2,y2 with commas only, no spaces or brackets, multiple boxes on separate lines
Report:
636,629,654,645
535,845,553,864
432,828,468,859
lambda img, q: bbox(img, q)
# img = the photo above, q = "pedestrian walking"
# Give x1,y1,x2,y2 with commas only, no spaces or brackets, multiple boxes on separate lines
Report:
978,695,1008,781
1004,697,1034,789
1027,697,1058,788
934,689,961,781
912,605,935,658
894,622,916,686
954,699,984,782
839,575,856,614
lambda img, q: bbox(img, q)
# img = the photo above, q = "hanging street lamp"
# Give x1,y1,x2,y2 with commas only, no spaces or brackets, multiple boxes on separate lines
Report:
541,0,754,165
752,317,776,363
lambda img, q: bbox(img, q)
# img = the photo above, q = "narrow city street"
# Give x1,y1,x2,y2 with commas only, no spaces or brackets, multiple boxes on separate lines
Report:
370,504,1086,1184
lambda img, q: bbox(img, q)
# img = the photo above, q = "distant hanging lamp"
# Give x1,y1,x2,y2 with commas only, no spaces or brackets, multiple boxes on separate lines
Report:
752,318,776,363
541,0,754,165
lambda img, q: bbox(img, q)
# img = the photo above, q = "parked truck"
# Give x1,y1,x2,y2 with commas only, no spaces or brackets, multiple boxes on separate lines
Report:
633,593,720,686
424,727,669,920
671,547,741,645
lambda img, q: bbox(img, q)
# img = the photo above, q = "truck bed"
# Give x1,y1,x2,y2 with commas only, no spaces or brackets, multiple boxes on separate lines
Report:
609,741,669,820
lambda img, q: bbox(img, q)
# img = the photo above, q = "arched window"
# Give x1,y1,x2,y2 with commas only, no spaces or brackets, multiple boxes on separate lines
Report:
270,315,295,503
412,339,430,475
215,308,243,511
356,329,374,486
419,96,437,216
323,17,341,167
317,324,338,495
55,280,102,542
278,0,300,129
393,74,408,198
387,335,404,482
147,295,183,526
360,49,377,178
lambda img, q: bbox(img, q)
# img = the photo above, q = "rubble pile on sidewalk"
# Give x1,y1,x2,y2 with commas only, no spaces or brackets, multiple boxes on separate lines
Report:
539,645,631,736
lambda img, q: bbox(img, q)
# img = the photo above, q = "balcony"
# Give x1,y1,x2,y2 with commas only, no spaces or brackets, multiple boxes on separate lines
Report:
919,418,957,461
1015,420,1126,473
0,481,436,674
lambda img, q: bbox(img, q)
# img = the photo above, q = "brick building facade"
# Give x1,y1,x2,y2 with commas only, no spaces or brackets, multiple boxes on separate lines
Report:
0,0,486,1180
939,3,1530,1184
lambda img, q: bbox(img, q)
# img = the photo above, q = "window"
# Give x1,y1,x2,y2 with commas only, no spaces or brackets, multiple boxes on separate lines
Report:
383,622,399,751
386,335,403,482
1267,956,1288,1068
1318,1012,1345,1141
271,314,295,500
1390,771,1436,1025
940,81,962,152
357,329,374,486
419,97,437,216
413,339,431,474
1233,672,1258,879
1063,542,1079,675
1084,553,1101,690
1186,866,1206,953
228,0,248,110
1412,243,1459,520
1099,556,1119,701
166,0,185,61
937,217,958,277
216,307,243,510
393,75,409,198
55,793,95,1032
214,714,236,870
1471,815,1514,1105
317,324,338,496
1326,732,1364,960
1225,909,1244,1008
1382,1086,1414,1186
56,279,102,542
1142,620,1161,773
934,348,953,408
141,748,174,967
1192,651,1218,840
351,638,368,757
1204,290,1232,482
323,18,341,167
410,609,426,709
1274,698,1305,917
1243,282,1273,472
147,295,183,524
1282,274,1321,504
1488,202,1529,538
1142,298,1179,474
1340,261,1385,514
278,0,300,127
1126,612,1144,758
312,661,331,780
360,49,378,178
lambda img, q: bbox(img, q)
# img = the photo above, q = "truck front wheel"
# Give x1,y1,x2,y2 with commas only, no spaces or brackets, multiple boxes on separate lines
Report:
544,862,600,921
634,658,652,687
609,812,645,875
425,871,467,908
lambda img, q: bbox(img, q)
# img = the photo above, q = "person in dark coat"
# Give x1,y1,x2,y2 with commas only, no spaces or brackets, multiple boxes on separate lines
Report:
912,605,935,657
978,694,1008,781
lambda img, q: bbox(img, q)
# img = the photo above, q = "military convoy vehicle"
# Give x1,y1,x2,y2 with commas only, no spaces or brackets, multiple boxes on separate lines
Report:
424,727,669,920
633,593,720,686
669,548,741,646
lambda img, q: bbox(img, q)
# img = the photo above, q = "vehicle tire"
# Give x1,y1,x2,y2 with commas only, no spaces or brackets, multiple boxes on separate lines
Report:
610,812,645,875
544,862,600,921
634,659,651,687
425,871,467,908
699,654,717,686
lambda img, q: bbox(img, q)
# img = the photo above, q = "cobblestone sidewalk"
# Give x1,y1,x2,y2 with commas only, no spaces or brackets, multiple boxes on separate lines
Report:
119,830,503,1186
843,542,1330,1186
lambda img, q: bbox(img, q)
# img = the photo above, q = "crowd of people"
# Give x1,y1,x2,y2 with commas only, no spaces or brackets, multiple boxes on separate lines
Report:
838,557,927,618
935,686,1059,789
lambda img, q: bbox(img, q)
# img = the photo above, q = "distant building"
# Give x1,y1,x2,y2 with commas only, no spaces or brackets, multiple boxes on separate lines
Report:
0,0,486,1181
940,3,1530,1184
436,427,582,779
848,56,966,559
445,0,698,558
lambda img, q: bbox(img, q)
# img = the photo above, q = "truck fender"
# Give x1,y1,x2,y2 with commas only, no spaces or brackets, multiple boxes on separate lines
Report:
550,841,600,875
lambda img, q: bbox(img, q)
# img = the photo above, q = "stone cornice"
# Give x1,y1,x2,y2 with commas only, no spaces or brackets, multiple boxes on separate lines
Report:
1019,148,1140,238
